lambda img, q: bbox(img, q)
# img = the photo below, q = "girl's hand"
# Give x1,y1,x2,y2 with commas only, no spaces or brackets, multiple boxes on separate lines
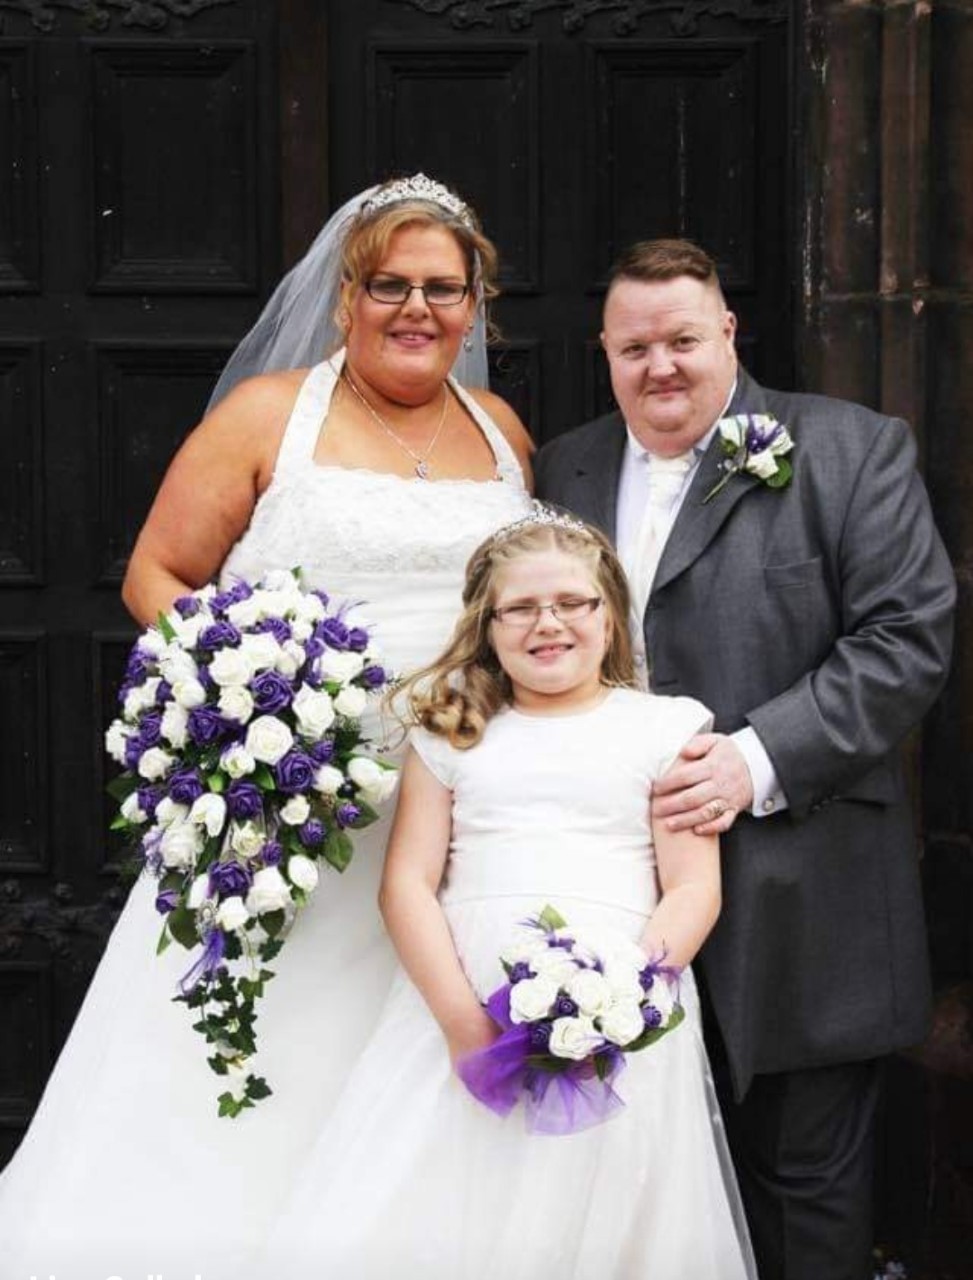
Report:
446,1007,500,1068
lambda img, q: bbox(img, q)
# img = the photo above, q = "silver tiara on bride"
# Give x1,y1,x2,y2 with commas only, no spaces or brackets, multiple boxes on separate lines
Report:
361,173,475,228
490,501,593,544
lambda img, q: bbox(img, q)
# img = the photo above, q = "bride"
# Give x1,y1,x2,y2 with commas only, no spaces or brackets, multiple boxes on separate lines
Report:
0,175,533,1280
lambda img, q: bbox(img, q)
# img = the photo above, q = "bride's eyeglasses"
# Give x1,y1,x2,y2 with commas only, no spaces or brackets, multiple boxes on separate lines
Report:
365,276,470,307
490,598,603,628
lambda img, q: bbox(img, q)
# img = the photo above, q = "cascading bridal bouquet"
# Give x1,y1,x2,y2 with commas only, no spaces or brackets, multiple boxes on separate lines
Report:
458,906,683,1135
105,569,397,1117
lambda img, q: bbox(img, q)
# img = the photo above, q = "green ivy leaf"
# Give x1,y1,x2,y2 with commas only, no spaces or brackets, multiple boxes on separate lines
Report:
106,773,138,803
538,904,567,932
166,906,199,951
323,828,354,873
260,909,286,939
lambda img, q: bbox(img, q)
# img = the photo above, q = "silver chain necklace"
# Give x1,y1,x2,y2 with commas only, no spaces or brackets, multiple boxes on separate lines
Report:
342,366,449,480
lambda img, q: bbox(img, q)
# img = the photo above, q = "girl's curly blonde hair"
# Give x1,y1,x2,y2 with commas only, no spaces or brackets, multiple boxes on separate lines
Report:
397,513,636,749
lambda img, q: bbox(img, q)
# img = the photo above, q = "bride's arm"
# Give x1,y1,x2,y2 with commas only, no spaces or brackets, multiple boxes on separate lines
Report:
643,785,722,969
379,747,498,1064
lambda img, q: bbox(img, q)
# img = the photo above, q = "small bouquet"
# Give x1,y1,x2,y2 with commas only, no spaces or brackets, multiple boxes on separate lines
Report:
458,906,683,1135
105,569,397,1116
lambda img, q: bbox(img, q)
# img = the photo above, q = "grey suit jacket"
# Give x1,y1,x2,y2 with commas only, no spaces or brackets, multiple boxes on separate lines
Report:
535,367,956,1097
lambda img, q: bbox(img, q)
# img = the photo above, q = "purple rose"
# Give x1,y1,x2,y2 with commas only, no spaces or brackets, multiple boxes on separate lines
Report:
318,618,349,650
124,652,151,685
550,935,575,952
554,995,579,1018
198,620,242,651
298,819,325,847
336,802,360,828
137,785,162,819
173,594,202,618
255,616,292,645
155,679,173,706
642,1004,663,1029
124,735,144,771
274,751,315,795
527,1021,552,1051
168,767,205,806
508,961,533,984
639,967,656,993
226,781,264,821
261,838,283,867
137,711,162,750
154,888,180,915
187,706,226,747
308,740,335,765
209,860,253,897
212,580,253,612
347,627,369,653
250,670,293,716
360,664,386,689
303,635,325,660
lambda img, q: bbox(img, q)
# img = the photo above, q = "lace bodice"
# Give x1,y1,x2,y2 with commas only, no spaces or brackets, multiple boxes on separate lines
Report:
221,356,531,678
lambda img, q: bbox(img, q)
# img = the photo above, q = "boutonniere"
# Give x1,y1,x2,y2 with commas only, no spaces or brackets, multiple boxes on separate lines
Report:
702,414,794,503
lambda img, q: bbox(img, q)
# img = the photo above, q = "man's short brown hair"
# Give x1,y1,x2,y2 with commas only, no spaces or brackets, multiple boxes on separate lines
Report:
608,239,721,291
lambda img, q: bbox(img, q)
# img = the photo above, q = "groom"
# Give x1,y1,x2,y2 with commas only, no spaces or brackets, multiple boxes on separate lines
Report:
535,239,955,1280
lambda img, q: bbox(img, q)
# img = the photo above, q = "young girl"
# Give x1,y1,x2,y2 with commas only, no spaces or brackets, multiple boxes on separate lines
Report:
251,505,756,1279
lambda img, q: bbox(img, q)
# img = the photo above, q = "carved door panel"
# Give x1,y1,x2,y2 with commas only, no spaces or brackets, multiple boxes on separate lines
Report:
0,1,279,1167
324,0,793,444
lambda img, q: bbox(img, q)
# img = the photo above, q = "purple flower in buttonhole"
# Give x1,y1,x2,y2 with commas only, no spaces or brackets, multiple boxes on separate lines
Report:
173,594,202,618
198,620,242,652
255,616,292,645
336,802,360,828
226,781,264,822
275,751,315,795
347,627,369,653
250,670,293,716
528,1021,553,1051
642,1005,663,1029
155,888,180,915
168,767,205,806
261,838,283,867
554,995,579,1018
361,664,386,689
318,618,349,650
308,740,336,766
208,860,253,897
187,706,226,747
298,819,325,848
508,961,533,984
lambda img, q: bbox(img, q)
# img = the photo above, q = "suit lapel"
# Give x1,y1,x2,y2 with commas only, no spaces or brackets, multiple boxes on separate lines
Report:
563,413,626,538
651,369,770,595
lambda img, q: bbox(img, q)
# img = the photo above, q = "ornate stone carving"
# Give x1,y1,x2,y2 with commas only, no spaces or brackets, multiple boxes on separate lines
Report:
385,0,786,38
0,0,238,34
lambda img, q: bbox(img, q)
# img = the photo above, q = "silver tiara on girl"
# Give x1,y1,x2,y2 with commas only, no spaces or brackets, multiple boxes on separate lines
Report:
490,501,593,544
361,173,474,227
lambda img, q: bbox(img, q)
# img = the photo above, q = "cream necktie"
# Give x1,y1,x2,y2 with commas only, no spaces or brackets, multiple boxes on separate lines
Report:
627,451,695,685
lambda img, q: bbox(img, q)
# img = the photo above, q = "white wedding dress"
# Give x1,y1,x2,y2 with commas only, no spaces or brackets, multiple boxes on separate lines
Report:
247,688,757,1280
0,354,531,1280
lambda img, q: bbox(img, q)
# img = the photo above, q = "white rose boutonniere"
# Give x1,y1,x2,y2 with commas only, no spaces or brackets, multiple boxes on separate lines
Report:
703,413,794,503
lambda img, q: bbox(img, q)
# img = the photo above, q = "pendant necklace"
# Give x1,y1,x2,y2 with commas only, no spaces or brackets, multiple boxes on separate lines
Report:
342,367,449,480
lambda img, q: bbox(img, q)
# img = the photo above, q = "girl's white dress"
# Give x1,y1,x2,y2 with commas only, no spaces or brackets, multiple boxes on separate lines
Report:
0,354,532,1280
250,688,757,1280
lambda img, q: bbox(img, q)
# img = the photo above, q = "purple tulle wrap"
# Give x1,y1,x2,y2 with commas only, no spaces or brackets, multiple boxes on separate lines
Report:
457,985,625,1136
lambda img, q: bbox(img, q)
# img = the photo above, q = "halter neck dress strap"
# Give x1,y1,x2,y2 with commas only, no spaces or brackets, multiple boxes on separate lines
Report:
272,356,342,477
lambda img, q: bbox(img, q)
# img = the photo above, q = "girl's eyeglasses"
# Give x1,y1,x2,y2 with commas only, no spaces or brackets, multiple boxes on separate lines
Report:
490,598,603,628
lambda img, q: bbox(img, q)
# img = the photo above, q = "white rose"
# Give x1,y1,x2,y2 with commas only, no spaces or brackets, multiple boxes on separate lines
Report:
137,746,175,781
718,415,746,448
216,896,251,933
230,821,265,860
187,873,212,909
208,648,254,687
548,1015,600,1061
246,865,291,916
238,632,281,672
318,650,365,683
137,628,167,658
279,795,310,826
221,743,256,778
226,596,263,629
160,702,189,749
275,646,300,681
155,797,189,827
509,976,559,1024
313,765,344,796
746,447,780,480
599,1000,646,1047
218,685,255,724
499,930,548,969
601,960,644,1003
346,756,383,792
292,686,335,738
170,614,205,649
333,685,367,718
105,721,132,764
245,715,293,765
171,676,207,710
120,792,147,824
287,853,319,893
260,568,298,594
295,593,325,624
529,948,579,986
188,792,228,839
158,647,198,685
159,821,204,870
565,968,615,1018
123,677,160,720
290,618,312,643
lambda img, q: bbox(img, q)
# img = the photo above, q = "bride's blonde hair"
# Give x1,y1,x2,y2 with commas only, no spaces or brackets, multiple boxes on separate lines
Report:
397,511,636,749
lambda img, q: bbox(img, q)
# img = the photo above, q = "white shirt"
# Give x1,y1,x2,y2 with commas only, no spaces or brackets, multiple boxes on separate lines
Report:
616,389,787,817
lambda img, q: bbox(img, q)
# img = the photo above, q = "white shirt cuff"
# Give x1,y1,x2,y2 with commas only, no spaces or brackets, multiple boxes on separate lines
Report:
732,727,788,817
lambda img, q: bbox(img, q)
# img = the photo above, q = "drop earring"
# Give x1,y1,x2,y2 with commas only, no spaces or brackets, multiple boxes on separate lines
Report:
463,327,474,353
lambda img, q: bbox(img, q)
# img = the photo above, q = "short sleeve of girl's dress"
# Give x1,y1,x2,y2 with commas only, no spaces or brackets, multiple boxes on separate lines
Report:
650,695,714,779
408,726,457,789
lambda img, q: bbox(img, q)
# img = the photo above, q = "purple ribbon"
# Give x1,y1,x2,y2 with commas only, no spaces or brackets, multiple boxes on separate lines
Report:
178,927,225,996
457,984,626,1136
